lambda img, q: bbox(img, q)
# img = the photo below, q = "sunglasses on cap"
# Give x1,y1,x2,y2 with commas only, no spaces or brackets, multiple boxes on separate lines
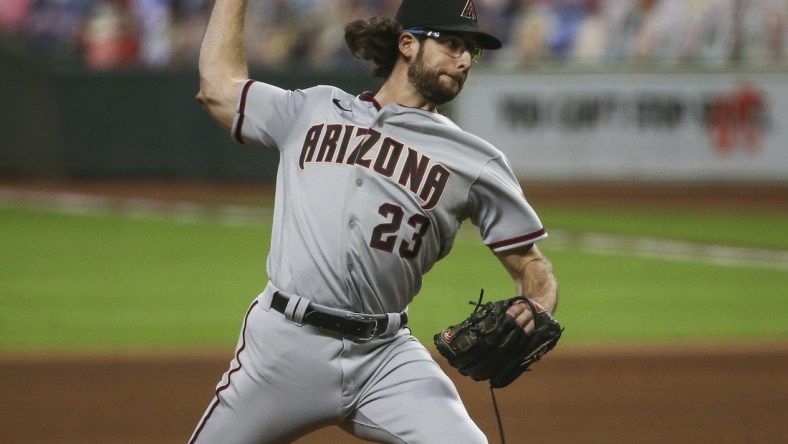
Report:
404,28,483,63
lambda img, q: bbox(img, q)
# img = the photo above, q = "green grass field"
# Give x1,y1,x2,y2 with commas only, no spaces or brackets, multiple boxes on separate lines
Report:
2,199,787,350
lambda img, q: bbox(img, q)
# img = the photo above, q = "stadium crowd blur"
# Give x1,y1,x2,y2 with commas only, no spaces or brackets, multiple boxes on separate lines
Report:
1,0,786,71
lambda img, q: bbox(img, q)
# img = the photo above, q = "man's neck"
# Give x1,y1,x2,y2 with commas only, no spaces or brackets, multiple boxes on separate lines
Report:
373,67,437,112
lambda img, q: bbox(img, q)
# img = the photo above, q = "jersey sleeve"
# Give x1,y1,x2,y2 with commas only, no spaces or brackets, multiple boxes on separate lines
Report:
231,80,307,149
469,155,547,253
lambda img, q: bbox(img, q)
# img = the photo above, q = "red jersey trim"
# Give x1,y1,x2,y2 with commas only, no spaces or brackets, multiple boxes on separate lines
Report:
232,80,256,144
487,228,547,251
359,91,382,110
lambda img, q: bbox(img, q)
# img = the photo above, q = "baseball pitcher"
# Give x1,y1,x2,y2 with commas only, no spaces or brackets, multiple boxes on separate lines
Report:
189,1,561,443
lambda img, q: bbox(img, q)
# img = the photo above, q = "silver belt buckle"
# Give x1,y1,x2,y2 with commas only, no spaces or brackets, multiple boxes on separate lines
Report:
345,313,379,342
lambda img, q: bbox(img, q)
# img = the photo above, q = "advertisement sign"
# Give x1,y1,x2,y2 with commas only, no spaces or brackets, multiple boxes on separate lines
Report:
454,71,787,182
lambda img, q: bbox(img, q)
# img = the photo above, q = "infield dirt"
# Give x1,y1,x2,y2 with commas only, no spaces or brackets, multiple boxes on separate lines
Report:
2,343,787,444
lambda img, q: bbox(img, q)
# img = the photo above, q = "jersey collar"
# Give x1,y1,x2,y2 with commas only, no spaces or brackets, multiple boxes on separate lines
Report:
359,91,382,111
359,91,449,116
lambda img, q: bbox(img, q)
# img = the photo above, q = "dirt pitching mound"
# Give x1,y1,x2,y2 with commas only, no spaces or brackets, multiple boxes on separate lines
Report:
2,343,786,444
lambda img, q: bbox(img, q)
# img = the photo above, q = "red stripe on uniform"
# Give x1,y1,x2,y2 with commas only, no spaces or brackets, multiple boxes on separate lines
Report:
189,299,259,444
359,91,382,110
487,228,546,251
232,80,256,144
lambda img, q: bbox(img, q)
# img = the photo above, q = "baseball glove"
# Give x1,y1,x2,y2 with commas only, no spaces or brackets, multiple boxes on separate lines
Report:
434,292,563,388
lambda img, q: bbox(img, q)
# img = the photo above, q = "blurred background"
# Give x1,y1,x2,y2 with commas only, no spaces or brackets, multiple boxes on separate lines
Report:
2,0,787,71
1,0,787,183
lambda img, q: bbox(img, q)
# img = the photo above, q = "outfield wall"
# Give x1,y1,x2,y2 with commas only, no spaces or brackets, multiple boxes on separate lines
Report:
455,70,788,183
2,41,786,183
0,41,380,181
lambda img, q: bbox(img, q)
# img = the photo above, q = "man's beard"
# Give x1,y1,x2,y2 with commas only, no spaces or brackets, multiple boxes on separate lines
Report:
407,47,465,106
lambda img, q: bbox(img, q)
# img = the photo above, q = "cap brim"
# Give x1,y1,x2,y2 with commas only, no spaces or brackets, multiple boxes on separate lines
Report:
423,23,502,50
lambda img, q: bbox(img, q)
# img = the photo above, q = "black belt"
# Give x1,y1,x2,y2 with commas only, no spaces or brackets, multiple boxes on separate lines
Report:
271,292,407,342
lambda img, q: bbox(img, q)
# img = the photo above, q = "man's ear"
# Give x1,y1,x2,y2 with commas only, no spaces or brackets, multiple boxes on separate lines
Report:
398,32,418,60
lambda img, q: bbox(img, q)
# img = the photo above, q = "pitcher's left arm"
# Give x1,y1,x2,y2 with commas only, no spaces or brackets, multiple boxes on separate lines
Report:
496,243,558,329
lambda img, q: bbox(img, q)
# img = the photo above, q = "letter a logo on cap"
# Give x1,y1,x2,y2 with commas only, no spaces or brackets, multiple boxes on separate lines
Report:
461,0,478,22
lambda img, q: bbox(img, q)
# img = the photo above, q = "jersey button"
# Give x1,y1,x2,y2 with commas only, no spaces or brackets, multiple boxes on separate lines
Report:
348,221,356,229
356,179,363,187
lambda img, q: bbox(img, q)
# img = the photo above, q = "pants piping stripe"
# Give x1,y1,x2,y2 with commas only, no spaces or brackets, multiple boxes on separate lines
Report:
189,300,259,444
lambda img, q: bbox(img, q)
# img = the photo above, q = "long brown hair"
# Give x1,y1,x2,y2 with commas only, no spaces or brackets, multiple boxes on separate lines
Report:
344,17,401,79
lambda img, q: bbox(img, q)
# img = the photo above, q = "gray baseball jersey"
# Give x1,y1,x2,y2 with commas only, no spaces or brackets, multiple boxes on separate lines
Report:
235,80,545,313
189,81,547,444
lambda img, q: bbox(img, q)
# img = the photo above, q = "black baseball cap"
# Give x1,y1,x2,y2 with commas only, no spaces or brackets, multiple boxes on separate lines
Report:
396,0,502,50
